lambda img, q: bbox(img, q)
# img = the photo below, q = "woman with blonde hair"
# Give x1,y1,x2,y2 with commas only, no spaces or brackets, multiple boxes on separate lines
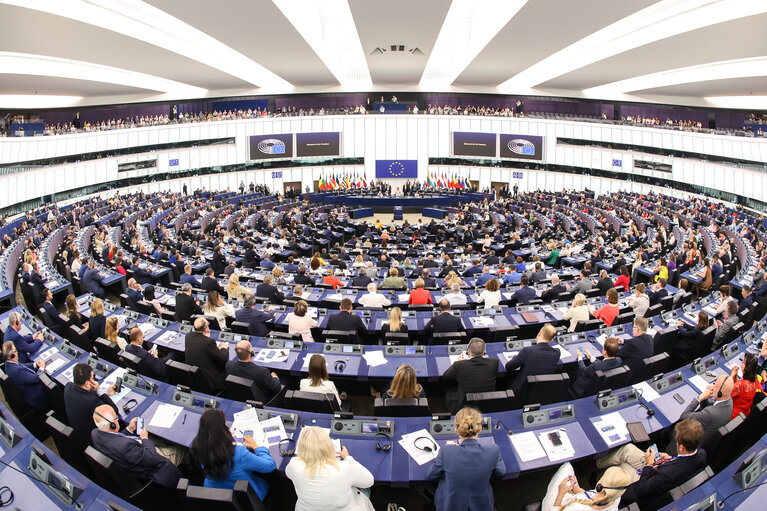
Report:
104,316,126,349
203,290,234,327
628,282,649,318
543,464,630,510
427,407,505,510
381,306,407,334
563,293,589,332
383,364,424,399
442,271,464,288
88,298,106,340
286,427,374,511
272,266,286,286
226,273,248,301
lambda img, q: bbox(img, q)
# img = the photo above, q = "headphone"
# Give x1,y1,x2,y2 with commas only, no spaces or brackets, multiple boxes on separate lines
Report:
595,483,630,493
413,436,438,454
278,437,296,457
375,432,391,452
334,360,346,373
716,375,730,398
122,398,138,415
94,410,118,431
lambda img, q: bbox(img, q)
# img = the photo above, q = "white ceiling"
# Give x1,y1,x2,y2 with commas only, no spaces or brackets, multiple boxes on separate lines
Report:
0,0,765,109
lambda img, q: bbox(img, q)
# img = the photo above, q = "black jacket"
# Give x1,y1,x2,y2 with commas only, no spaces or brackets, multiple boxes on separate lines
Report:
616,333,653,375
64,382,119,443
125,343,168,381
620,450,707,507
425,313,464,341
596,277,614,296
225,360,281,401
326,311,367,344
201,276,227,296
91,429,181,488
211,252,226,275
540,284,567,302
442,356,498,413
571,356,623,398
504,343,560,396
255,283,284,304
175,293,202,322
184,332,228,392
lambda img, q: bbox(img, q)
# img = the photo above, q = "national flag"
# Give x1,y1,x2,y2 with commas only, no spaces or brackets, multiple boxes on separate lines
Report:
319,175,326,190
362,172,367,187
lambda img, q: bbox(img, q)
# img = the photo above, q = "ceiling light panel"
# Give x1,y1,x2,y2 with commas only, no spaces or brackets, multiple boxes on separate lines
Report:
272,0,371,90
0,94,82,109
498,0,767,93
1,0,292,91
0,51,206,97
705,95,767,109
420,0,529,90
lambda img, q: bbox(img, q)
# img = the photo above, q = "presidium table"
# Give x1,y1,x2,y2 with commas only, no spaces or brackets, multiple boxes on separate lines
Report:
307,192,487,219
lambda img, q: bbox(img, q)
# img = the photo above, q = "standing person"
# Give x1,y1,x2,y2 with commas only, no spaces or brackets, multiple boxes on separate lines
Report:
286,427,375,511
191,409,276,501
427,407,505,511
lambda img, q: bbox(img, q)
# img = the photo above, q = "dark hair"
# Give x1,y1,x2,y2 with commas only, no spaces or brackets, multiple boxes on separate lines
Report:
742,353,758,383
73,363,93,386
308,354,329,386
675,419,704,452
340,298,353,311
603,337,620,357
143,285,156,301
191,409,235,481
520,274,529,286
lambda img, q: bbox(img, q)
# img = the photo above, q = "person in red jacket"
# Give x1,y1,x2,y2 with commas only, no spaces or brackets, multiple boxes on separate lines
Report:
409,278,433,305
730,352,758,420
614,265,630,292
591,288,620,327
323,268,344,290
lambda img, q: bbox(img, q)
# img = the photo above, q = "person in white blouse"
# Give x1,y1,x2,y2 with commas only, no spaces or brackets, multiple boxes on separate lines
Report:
628,282,650,318
563,294,589,332
299,354,341,405
712,284,736,319
476,279,501,309
542,462,630,510
444,283,467,306
286,427,374,511
287,300,318,343
70,252,82,275
203,290,234,327
357,283,392,308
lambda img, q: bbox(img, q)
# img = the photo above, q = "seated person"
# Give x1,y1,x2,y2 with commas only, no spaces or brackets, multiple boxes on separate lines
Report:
381,306,408,335
540,274,567,302
325,298,367,344
64,363,119,444
730,353,758,420
510,274,536,305
504,324,559,397
616,318,653,375
425,300,464,341
477,279,501,309
543,463,630,511
90,405,183,489
255,274,284,304
1,341,49,411
444,283,467,306
184,317,228,393
597,419,706,508
377,364,425,400
563,293,589,332
125,327,169,381
442,338,497,413
4,311,43,363
235,294,275,337
287,299,318,342
667,374,733,455
409,278,433,305
225,340,282,402
381,267,407,289
358,283,392,308
572,337,622,398
590,288,620,327
299,354,341,405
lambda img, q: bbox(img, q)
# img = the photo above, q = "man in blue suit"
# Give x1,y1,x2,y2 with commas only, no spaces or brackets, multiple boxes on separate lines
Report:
42,289,65,327
179,264,202,287
78,257,89,280
617,318,654,376
572,337,623,397
4,311,43,364
90,405,182,488
82,259,106,298
124,328,169,382
511,274,537,305
1,341,50,410
504,324,560,397
125,278,144,307
234,294,275,337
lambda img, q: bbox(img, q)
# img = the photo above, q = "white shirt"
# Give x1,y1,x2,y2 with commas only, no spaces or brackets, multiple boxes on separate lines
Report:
358,292,391,308
286,456,374,511
444,292,467,306
477,289,501,308
299,379,341,405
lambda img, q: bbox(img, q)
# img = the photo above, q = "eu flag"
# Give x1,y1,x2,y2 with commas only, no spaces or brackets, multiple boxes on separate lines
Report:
521,146,535,155
375,160,418,178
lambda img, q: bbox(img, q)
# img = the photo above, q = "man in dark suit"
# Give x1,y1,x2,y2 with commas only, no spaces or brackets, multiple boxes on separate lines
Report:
442,338,498,413
529,262,546,283
648,278,669,306
540,275,567,302
255,274,284,304
462,260,483,278
211,245,226,275
425,300,464,343
124,328,169,381
125,278,144,308
184,317,228,393
616,318,654,376
510,274,537,305
131,256,154,285
41,289,65,327
83,259,106,298
420,269,437,289
64,363,119,444
595,270,614,296
200,268,227,296
504,324,560,397
175,283,203,322
597,419,707,508
1,341,50,410
668,374,733,456
90,405,182,489
4,311,43,364
294,266,315,286
179,265,202,288
234,294,275,337
225,340,282,401
325,298,368,344
738,284,754,314
572,337,623,397
350,268,372,288
22,262,46,294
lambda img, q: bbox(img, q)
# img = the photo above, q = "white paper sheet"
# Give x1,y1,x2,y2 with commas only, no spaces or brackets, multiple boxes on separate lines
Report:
594,334,607,347
555,344,571,360
539,429,576,462
259,416,289,447
138,322,157,338
362,351,388,368
148,403,183,428
499,351,520,365
557,306,570,315
397,294,410,302
471,316,495,327
155,330,180,346
230,407,262,441
44,357,66,374
302,354,323,370
688,374,711,393
399,429,440,465
100,368,131,404
632,381,661,402
326,293,343,301
510,431,547,462
448,353,464,365
255,348,289,364
592,412,629,446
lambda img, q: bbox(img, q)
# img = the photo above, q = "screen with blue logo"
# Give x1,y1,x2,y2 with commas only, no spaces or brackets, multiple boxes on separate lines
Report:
169,159,179,166
612,159,622,167
499,134,544,161
375,160,418,178
249,134,293,160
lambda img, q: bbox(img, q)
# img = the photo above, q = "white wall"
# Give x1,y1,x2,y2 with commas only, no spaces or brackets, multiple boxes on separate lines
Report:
1,115,766,209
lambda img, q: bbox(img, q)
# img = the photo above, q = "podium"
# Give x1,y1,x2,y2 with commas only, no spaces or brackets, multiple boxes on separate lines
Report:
393,206,403,220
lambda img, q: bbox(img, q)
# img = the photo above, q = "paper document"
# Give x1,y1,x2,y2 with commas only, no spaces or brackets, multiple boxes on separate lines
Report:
646,327,658,338
499,351,520,365
255,349,289,364
448,353,464,365
702,304,718,316
594,334,607,347
592,412,629,446
557,306,570,315
539,429,576,462
155,330,180,347
502,292,513,300
632,381,661,402
688,374,711,393
555,344,571,360
510,431,547,462
326,293,343,301
302,354,323,370
260,416,289,447
100,368,131,404
471,316,495,327
37,347,58,361
399,429,440,465
44,357,67,374
149,403,183,429
362,351,388,368
230,407,262,442
397,294,410,302
138,322,157,338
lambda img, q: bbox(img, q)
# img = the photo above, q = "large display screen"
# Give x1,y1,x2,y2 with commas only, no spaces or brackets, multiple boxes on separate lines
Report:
452,132,496,157
296,132,341,157
499,134,544,161
249,134,293,160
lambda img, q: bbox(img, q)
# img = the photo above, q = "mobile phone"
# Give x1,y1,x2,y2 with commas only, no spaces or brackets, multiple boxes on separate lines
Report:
114,377,122,393
136,417,144,436
548,432,563,446
650,443,660,462
673,393,685,404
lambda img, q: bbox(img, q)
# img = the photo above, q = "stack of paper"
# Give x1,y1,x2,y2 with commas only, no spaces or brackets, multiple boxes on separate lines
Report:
592,412,630,446
399,429,440,465
326,293,343,301
471,316,495,327
44,357,66,374
510,431,547,462
397,294,410,302
230,407,261,441
362,351,388,367
149,403,183,428
538,429,576,461
448,353,464,365
138,322,157,338
498,351,520,365
688,374,711,393
555,344,571,360
155,330,180,347
632,381,661,402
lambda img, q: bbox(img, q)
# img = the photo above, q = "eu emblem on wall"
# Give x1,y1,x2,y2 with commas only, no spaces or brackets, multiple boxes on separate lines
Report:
375,160,418,178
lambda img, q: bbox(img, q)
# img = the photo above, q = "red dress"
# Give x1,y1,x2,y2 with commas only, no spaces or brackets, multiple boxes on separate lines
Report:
731,379,756,420
593,304,619,327
323,275,344,290
409,288,433,305
614,275,630,292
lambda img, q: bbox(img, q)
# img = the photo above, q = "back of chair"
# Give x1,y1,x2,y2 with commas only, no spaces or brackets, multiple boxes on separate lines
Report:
223,374,267,404
165,360,199,388
465,390,515,413
320,330,355,344
525,374,570,406
68,324,94,352
38,372,67,424
45,414,92,477
613,312,635,325
637,352,669,382
283,390,339,413
596,365,631,393
430,331,467,345
373,397,430,417
93,337,121,364
382,332,410,346
177,479,265,511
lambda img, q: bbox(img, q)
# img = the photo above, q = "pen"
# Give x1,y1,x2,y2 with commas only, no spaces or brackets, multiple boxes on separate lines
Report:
182,413,187,425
